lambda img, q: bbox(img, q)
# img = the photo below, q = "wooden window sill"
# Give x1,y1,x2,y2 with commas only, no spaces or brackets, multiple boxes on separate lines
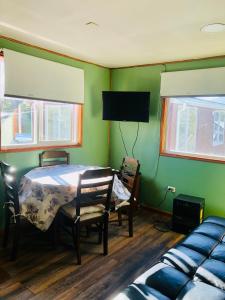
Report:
0,143,82,153
160,151,225,165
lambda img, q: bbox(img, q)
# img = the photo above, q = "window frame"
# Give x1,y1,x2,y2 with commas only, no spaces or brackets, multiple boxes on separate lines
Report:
0,98,83,153
160,97,225,164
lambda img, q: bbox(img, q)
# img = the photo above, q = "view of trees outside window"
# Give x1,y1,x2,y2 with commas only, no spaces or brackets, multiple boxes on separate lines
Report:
213,111,225,146
41,103,72,142
175,105,197,152
164,97,225,160
1,98,34,146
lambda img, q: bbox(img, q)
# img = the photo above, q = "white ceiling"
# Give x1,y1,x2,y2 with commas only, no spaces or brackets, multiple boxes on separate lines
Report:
0,0,225,68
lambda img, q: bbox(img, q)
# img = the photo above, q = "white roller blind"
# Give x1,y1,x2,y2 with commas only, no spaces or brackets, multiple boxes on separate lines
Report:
160,67,225,97
4,49,84,104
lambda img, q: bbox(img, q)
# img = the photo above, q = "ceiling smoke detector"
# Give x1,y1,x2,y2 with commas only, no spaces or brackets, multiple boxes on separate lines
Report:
201,23,225,33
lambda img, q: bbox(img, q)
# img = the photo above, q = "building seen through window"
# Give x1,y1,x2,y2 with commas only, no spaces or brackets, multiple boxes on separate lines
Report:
162,96,225,161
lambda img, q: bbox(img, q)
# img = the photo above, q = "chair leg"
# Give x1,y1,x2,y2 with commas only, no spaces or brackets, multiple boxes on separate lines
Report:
10,217,20,261
128,207,133,237
118,210,122,226
72,223,81,265
103,217,109,256
2,210,10,248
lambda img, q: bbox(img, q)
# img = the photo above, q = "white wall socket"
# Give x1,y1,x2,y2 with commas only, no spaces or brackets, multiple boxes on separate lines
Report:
167,186,176,193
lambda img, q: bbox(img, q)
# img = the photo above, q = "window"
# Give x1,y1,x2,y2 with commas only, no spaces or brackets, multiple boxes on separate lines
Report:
0,55,82,152
1,97,82,151
161,96,225,162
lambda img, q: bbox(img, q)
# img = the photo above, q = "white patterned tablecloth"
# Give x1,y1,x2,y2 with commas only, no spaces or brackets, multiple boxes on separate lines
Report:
19,164,130,231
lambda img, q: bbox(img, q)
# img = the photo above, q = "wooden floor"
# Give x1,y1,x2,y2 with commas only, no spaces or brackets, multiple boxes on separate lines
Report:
0,209,183,300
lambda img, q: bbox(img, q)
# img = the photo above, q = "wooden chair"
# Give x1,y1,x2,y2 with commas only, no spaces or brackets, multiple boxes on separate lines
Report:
60,168,114,264
1,161,58,260
39,150,70,167
113,157,140,237
1,161,20,260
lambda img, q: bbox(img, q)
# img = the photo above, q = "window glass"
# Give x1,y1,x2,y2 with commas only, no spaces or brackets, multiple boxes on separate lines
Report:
1,98,35,146
41,102,73,142
1,97,81,150
162,97,225,161
213,111,225,146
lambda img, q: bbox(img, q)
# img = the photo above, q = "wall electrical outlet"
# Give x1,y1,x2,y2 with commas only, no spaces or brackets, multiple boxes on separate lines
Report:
167,186,176,193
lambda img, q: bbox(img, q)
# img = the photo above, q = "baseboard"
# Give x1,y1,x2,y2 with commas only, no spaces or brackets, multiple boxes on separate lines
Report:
141,204,172,217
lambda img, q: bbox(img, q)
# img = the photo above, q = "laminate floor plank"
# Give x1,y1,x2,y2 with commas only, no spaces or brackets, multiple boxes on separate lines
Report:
0,209,183,300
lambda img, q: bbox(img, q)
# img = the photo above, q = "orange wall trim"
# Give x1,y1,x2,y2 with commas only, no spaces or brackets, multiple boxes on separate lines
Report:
113,55,225,69
2,34,225,70
0,35,106,69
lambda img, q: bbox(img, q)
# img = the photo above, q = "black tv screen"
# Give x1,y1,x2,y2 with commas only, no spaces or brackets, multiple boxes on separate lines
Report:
102,91,150,122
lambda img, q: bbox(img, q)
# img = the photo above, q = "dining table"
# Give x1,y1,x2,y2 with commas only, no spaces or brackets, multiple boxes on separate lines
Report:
19,164,130,231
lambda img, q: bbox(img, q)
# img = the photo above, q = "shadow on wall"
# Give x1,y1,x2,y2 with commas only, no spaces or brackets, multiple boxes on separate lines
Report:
140,176,161,207
90,86,102,117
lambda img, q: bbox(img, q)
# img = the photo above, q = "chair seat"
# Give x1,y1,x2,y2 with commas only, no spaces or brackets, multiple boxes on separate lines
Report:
61,202,105,221
116,200,130,210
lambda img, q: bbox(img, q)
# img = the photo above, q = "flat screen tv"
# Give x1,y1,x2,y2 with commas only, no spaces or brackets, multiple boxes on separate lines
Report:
102,91,150,122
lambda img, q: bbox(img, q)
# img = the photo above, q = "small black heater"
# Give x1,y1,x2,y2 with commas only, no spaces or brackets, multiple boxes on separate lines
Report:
172,194,205,234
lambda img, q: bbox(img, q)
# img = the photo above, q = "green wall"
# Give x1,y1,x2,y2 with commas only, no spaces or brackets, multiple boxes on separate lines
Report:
110,58,225,218
1,36,225,230
0,37,110,228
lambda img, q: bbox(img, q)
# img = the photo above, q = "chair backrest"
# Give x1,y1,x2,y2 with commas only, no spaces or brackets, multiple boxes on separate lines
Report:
119,157,140,201
39,150,70,167
0,161,20,216
76,168,114,217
